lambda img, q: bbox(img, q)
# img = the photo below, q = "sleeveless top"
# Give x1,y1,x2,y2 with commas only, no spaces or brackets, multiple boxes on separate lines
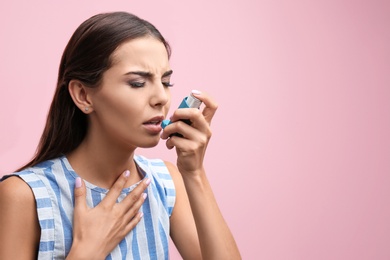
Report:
1,155,176,260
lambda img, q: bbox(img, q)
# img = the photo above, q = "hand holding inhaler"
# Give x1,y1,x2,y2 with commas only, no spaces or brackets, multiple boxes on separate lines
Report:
160,90,214,172
161,91,203,137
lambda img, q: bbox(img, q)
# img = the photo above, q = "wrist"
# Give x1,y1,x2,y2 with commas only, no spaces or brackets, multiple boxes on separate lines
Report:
178,165,205,177
67,241,106,260
180,168,210,190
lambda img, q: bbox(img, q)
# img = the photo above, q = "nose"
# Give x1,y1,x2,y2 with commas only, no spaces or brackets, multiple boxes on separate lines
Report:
151,83,170,107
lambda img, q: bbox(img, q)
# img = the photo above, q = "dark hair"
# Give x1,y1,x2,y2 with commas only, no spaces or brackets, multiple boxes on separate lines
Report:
18,12,171,171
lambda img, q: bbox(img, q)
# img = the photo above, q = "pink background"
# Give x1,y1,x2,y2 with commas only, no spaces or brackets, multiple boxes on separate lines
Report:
1,0,390,259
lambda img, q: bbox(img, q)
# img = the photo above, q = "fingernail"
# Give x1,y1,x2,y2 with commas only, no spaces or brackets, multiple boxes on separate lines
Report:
75,177,82,188
142,193,148,200
144,178,151,185
124,170,130,178
192,89,201,95
139,212,144,218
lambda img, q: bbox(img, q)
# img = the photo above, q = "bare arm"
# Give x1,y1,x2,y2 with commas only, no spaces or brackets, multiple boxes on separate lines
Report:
0,176,40,259
168,161,202,260
168,162,241,260
162,91,241,260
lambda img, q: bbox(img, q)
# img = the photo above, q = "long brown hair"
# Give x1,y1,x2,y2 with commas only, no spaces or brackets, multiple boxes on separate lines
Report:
18,12,171,171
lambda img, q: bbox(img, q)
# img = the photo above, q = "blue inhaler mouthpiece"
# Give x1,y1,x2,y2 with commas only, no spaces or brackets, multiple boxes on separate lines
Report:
161,119,171,129
161,93,202,129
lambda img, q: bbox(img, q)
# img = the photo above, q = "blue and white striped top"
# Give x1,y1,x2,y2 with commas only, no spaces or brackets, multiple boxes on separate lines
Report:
3,155,176,259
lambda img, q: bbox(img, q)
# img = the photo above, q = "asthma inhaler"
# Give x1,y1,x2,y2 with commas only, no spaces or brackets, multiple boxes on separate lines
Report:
161,93,202,135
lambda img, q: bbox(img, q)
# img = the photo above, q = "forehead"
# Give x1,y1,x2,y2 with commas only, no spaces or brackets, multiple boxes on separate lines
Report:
110,36,170,73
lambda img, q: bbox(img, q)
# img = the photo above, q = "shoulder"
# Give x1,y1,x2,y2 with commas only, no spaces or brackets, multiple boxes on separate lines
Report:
0,176,40,258
163,161,185,197
135,155,175,178
134,155,179,189
0,175,36,208
163,160,177,171
163,161,181,181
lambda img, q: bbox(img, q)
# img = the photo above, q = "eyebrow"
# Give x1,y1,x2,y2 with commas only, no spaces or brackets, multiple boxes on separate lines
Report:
124,69,173,78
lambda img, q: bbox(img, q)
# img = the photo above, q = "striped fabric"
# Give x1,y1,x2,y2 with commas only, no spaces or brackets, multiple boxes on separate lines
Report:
3,155,176,259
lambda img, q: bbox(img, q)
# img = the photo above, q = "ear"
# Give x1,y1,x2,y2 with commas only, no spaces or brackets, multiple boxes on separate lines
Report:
68,80,94,114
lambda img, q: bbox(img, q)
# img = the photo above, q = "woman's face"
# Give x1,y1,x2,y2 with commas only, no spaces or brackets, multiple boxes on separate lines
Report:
88,36,172,150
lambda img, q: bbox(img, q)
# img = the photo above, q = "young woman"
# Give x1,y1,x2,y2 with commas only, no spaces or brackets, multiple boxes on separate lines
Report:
0,11,240,260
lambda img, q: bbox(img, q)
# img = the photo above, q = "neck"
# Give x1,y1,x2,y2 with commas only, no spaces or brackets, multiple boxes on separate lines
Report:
66,133,142,189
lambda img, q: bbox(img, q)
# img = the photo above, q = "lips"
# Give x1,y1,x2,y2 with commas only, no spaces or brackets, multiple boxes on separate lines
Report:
143,116,164,125
143,120,160,125
142,115,164,134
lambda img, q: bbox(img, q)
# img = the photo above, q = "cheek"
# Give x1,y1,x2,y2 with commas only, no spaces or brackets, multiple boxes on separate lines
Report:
93,87,129,111
165,100,171,115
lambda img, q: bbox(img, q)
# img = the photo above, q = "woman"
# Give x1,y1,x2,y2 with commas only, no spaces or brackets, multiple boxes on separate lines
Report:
0,11,240,259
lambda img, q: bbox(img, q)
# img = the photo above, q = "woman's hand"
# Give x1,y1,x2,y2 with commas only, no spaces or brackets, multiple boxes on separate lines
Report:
161,90,218,174
66,171,150,260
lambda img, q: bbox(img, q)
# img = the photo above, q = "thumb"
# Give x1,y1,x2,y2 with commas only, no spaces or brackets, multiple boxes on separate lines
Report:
74,177,87,212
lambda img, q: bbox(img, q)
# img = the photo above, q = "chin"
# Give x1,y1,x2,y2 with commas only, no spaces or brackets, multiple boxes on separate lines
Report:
138,138,161,148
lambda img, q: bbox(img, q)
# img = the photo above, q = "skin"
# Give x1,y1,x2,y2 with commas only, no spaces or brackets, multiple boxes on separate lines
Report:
0,36,241,259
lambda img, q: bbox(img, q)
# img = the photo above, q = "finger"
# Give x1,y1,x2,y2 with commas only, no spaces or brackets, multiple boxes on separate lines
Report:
123,211,144,235
167,119,210,141
161,119,196,140
166,134,207,153
101,170,130,207
121,178,151,211
74,177,87,212
191,90,218,125
122,193,147,222
165,138,175,150
162,111,210,141
168,108,205,127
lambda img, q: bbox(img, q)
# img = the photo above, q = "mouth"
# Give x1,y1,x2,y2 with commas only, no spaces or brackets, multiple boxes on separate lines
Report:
143,120,161,125
143,116,164,126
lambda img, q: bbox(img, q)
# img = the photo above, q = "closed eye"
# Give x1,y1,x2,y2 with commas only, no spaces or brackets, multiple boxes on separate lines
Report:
129,81,145,88
162,82,174,87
